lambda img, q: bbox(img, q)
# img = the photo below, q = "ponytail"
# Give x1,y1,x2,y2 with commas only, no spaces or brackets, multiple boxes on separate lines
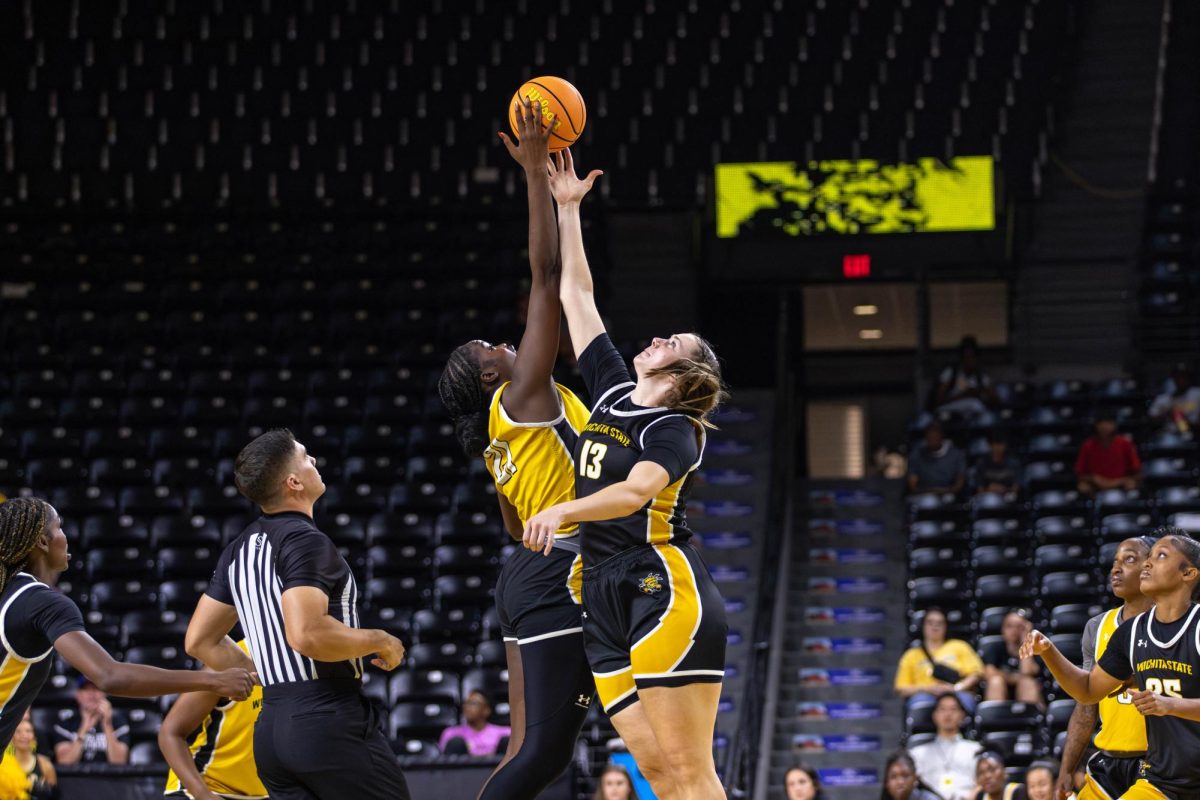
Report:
645,334,730,428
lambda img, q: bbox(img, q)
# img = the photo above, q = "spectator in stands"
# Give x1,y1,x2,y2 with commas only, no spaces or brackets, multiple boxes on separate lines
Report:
1074,414,1142,495
971,432,1023,495
438,690,511,756
907,422,967,496
910,695,982,800
880,751,940,800
592,764,639,800
982,609,1043,706
1023,761,1057,800
933,336,996,421
53,677,129,765
1149,363,1200,433
8,718,57,800
895,608,984,712
971,751,1027,800
784,763,824,800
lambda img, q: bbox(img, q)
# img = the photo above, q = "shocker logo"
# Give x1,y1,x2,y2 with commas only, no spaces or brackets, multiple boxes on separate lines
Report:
638,573,665,595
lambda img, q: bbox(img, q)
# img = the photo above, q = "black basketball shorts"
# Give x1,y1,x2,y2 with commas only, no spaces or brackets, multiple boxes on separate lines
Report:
1081,752,1144,800
582,541,728,715
495,543,584,644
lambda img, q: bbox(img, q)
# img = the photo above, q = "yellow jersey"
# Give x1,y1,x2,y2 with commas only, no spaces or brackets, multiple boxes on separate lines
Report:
483,381,590,538
1094,606,1149,753
164,643,266,799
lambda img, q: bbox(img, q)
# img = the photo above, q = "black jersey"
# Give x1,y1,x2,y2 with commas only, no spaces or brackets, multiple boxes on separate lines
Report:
573,334,705,565
0,573,85,749
207,511,364,686
1098,604,1200,798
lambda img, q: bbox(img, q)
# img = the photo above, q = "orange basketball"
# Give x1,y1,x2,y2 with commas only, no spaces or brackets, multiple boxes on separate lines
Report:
508,76,586,152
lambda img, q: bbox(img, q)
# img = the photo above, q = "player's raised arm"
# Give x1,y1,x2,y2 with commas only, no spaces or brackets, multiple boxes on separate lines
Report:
1020,629,1123,704
549,148,606,358
497,99,564,421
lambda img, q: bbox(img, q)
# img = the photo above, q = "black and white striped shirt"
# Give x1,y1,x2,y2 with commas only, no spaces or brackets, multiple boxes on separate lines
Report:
206,511,363,686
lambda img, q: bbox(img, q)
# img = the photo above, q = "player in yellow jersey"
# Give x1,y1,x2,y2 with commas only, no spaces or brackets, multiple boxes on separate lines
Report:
159,640,265,800
1057,535,1156,800
436,99,598,800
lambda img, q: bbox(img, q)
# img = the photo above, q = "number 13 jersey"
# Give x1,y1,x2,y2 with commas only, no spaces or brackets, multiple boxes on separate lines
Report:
1098,603,1200,797
573,334,706,565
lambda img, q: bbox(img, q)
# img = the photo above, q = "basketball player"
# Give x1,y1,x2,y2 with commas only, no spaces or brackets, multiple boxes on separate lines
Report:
1022,534,1200,799
523,149,729,800
1057,535,1157,800
183,430,410,800
0,498,255,751
160,640,267,800
436,98,595,799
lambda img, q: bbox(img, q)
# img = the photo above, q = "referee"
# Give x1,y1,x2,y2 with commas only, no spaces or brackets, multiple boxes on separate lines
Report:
185,429,410,800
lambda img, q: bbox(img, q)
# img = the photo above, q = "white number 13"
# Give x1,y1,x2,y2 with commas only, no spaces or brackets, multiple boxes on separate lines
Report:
580,441,608,479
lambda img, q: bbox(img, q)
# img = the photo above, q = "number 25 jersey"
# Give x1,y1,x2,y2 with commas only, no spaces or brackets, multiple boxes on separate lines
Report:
573,334,706,565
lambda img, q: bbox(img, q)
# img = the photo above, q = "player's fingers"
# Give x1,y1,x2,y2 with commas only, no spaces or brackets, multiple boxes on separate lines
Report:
530,100,543,134
564,147,574,172
497,131,517,152
584,169,604,188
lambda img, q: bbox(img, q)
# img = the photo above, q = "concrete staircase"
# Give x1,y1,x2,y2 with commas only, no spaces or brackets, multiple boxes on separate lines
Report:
1016,0,1165,366
762,479,908,800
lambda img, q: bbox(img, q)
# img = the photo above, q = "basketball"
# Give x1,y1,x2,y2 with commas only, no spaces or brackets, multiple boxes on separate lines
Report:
508,76,586,152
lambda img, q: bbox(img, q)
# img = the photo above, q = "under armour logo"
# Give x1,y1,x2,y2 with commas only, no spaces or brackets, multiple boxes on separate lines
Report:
1138,639,1147,648
599,405,609,412
575,694,591,708
581,611,588,619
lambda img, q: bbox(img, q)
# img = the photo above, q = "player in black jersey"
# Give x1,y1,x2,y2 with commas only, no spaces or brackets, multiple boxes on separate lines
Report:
1022,534,1200,799
523,150,730,800
0,498,254,751
435,99,595,800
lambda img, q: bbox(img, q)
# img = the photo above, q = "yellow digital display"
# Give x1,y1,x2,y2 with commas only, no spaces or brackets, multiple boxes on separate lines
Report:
715,157,995,238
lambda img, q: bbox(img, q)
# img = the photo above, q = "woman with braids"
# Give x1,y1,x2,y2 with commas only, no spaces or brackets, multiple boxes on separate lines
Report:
0,498,255,750
520,149,730,800
435,99,598,800
1022,533,1200,799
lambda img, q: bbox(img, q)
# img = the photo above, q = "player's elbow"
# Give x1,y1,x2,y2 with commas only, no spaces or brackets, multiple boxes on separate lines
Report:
285,626,322,660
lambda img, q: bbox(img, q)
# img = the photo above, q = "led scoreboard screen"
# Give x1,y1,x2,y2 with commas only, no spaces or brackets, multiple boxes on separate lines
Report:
715,156,995,239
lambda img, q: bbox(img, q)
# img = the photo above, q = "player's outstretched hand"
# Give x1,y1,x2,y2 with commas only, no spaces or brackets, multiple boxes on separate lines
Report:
210,668,256,701
498,98,552,172
1131,688,1177,717
371,633,406,672
523,507,565,556
548,149,603,206
1019,629,1051,660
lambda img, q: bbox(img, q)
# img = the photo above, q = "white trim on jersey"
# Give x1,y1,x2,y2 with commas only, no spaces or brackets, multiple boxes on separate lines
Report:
1146,604,1200,649
638,414,707,471
591,382,637,414
0,575,55,663
1129,613,1141,667
495,384,566,429
633,669,725,680
605,389,669,418
515,627,583,645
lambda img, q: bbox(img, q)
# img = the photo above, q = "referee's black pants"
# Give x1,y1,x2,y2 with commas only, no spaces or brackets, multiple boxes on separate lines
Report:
255,678,410,800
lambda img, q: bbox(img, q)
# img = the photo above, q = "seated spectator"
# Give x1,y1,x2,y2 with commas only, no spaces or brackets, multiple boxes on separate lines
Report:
972,751,1027,800
53,677,129,765
1023,761,1057,800
0,717,57,800
895,608,983,712
1149,363,1200,433
1075,414,1142,495
933,336,996,421
907,422,967,496
972,432,1022,495
438,690,510,756
880,751,941,800
910,695,982,800
593,764,640,800
982,609,1044,706
784,763,824,800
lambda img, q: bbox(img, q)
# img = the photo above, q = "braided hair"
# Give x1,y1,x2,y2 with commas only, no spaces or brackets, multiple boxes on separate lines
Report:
0,498,51,594
438,343,492,457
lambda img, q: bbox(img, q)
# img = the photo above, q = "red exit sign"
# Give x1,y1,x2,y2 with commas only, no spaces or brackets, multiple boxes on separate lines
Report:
843,254,871,278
